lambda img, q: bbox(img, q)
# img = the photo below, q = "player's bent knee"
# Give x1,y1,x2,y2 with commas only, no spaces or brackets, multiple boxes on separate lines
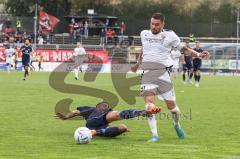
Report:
143,92,155,103
165,100,176,110
143,91,155,97
118,124,127,132
106,111,121,122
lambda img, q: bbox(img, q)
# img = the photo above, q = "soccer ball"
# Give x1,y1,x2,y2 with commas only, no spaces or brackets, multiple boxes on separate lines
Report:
74,127,92,144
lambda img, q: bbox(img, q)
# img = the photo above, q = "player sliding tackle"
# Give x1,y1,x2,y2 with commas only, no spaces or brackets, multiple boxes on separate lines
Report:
131,13,209,142
55,102,161,138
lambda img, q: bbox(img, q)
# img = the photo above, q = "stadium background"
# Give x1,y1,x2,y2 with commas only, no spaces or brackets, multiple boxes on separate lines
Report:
1,1,240,159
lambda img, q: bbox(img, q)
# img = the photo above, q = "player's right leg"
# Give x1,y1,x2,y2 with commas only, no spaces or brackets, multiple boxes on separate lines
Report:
160,90,185,139
140,87,159,142
73,56,81,80
73,66,79,80
187,67,193,84
182,64,186,84
95,124,128,137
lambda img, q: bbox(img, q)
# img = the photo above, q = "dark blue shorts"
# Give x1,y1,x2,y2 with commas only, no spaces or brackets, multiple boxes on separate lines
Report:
183,63,192,71
193,59,202,71
22,54,30,67
86,109,110,130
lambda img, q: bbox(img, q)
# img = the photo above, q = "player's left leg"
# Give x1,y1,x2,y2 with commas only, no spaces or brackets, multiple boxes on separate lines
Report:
24,66,30,79
73,66,79,80
105,108,161,123
195,69,201,87
160,90,185,139
6,63,11,74
95,124,128,137
73,56,82,80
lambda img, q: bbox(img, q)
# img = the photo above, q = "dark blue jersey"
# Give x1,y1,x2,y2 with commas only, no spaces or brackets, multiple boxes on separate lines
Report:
193,47,203,62
194,48,203,53
77,106,112,120
184,55,192,64
77,106,112,130
21,45,33,57
77,106,96,119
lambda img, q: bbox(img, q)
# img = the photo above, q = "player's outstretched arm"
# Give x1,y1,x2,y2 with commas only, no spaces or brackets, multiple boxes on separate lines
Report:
181,46,209,58
55,110,81,120
131,50,143,72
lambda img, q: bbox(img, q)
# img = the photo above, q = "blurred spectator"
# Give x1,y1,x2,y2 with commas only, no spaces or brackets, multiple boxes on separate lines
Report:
106,28,114,44
16,18,22,32
105,18,109,30
68,19,74,35
73,20,79,40
22,32,29,41
6,26,14,34
100,28,106,45
189,33,195,42
79,21,84,38
84,21,88,38
120,21,126,36
38,35,44,44
5,17,11,28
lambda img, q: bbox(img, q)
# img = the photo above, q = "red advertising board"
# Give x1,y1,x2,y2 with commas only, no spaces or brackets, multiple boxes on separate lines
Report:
0,48,108,64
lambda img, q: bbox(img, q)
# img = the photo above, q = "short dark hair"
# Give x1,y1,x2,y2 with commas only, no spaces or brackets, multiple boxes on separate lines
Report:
151,13,165,21
96,101,109,109
25,38,31,43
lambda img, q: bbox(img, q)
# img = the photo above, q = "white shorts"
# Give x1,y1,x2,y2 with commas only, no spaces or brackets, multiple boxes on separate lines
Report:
140,71,176,101
6,57,14,65
74,55,85,67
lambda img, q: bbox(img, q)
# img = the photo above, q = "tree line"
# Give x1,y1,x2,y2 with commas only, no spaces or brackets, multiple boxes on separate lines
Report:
2,0,239,37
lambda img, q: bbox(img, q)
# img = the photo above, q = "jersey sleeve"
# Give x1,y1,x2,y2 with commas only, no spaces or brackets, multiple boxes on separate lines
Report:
77,106,96,119
140,30,146,44
164,31,183,51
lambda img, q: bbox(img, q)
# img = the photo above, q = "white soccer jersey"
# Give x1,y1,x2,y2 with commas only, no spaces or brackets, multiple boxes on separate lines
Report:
4,48,15,64
140,29,183,66
73,47,86,56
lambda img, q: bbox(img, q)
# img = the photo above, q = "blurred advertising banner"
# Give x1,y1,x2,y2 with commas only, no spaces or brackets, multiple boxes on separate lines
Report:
0,48,108,64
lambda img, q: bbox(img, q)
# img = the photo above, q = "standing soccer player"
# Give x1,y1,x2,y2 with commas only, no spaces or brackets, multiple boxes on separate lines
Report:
21,39,33,80
182,41,193,84
131,13,208,142
191,41,204,87
73,42,86,80
4,44,15,74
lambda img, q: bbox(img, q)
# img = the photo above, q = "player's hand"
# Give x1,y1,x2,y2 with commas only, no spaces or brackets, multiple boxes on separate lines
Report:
131,64,139,73
55,113,67,120
199,51,209,58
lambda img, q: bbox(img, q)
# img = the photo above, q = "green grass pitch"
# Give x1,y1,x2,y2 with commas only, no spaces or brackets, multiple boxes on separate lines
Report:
0,71,240,159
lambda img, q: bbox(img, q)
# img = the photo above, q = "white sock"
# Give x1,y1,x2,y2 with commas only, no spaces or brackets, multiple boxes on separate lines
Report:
7,65,11,73
170,105,181,127
145,103,158,137
74,68,79,78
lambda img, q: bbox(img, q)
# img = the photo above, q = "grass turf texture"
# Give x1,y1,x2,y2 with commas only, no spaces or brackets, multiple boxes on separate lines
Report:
0,71,240,159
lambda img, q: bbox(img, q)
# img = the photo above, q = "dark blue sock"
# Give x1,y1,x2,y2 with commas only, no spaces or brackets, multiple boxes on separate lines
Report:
194,74,197,81
198,75,201,82
183,73,185,81
189,72,193,79
119,109,146,119
97,127,124,137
